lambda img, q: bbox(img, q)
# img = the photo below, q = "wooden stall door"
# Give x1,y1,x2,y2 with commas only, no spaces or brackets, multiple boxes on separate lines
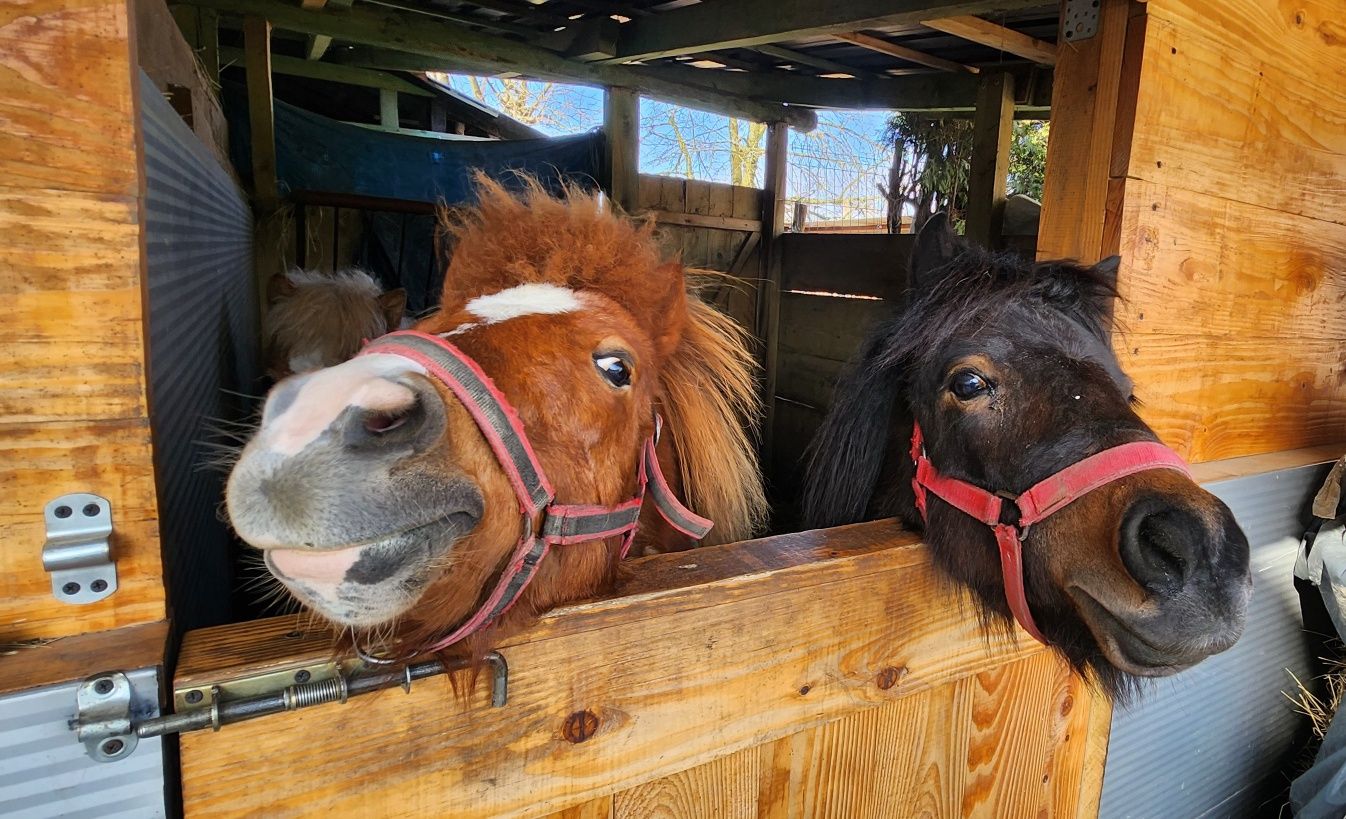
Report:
176,526,1110,818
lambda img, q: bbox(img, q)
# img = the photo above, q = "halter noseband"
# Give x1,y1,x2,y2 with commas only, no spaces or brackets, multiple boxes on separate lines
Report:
909,420,1191,645
356,330,713,659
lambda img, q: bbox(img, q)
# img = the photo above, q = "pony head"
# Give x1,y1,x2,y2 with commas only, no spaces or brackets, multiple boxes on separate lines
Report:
264,268,407,379
228,179,766,655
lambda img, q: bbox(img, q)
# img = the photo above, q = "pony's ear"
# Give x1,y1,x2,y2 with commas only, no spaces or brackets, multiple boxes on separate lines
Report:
379,288,408,330
268,273,297,305
909,212,963,289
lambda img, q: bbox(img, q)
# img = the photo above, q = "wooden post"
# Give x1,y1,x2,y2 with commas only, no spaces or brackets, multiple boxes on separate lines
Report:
243,16,284,318
430,99,448,132
199,8,220,87
603,86,639,214
380,89,399,129
757,121,788,466
965,71,1015,247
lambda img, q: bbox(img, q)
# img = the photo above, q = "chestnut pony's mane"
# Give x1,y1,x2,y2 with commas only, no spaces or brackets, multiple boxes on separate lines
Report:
438,177,767,545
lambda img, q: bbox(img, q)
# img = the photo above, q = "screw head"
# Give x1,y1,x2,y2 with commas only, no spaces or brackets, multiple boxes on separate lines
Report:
91,579,108,593
185,689,204,705
294,669,311,684
55,505,72,519
63,582,81,596
82,503,101,517
101,738,124,756
93,678,114,696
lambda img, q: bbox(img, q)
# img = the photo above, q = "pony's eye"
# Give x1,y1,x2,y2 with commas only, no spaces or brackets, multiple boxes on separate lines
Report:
594,354,632,388
949,370,991,401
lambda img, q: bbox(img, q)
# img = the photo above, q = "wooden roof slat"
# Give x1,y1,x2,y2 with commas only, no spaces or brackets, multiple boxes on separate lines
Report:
221,45,438,96
751,43,874,78
604,0,1049,62
920,14,1057,65
833,31,977,73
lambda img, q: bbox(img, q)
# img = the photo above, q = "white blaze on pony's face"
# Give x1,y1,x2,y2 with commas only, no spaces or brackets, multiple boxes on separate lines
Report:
227,283,656,629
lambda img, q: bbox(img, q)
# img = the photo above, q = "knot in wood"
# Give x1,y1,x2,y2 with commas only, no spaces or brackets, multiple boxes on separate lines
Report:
562,709,600,743
1060,694,1074,717
875,666,907,690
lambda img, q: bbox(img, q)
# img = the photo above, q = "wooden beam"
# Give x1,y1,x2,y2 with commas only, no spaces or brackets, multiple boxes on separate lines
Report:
606,0,1047,62
644,210,762,233
379,88,399,128
965,72,1014,246
300,0,326,8
242,16,278,207
179,0,818,129
921,15,1058,65
834,31,977,73
757,121,788,466
603,87,639,214
305,34,333,60
752,44,873,78
220,47,435,97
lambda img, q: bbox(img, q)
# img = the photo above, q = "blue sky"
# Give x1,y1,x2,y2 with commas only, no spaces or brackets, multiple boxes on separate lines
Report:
440,75,894,221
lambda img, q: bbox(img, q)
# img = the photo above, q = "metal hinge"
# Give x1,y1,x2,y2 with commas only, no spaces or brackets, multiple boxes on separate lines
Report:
42,493,117,605
1062,0,1101,43
74,653,509,757
73,672,140,762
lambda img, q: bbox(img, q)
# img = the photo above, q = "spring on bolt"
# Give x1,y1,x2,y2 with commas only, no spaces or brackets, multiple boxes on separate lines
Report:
284,675,348,710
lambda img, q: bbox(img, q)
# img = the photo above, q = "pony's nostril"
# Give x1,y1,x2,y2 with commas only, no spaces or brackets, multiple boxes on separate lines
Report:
364,409,409,435
1120,501,1201,595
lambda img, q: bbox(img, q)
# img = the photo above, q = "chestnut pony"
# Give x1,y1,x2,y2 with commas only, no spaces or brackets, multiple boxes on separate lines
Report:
803,215,1252,699
263,268,408,380
228,180,766,658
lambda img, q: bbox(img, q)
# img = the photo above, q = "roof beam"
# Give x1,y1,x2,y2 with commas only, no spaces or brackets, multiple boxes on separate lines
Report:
221,46,436,96
921,15,1057,65
303,0,352,60
173,0,818,128
751,44,874,78
833,31,977,74
606,0,1047,62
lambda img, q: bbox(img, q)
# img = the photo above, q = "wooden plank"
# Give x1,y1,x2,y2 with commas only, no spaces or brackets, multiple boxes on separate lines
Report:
1113,180,1346,341
965,71,1015,246
1189,444,1344,485
778,233,912,300
219,47,436,96
757,122,789,468
0,0,141,197
546,796,613,819
0,621,168,697
1122,5,1346,227
777,292,890,363
180,0,817,128
613,746,761,818
379,88,399,128
0,421,164,641
834,31,978,73
242,15,278,206
178,524,1052,816
645,209,761,233
752,43,874,78
1037,0,1135,263
604,87,639,214
606,0,1047,62
921,15,1058,65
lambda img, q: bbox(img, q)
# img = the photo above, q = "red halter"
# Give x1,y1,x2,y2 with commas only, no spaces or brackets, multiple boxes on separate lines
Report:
909,421,1191,645
357,330,713,657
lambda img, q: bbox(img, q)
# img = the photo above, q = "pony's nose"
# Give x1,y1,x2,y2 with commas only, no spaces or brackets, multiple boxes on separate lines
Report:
338,377,434,450
1119,498,1202,595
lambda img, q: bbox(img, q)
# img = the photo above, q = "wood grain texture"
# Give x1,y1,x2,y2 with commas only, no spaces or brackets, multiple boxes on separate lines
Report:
613,747,762,819
179,524,1054,817
0,0,163,640
1125,1,1346,224
0,620,167,696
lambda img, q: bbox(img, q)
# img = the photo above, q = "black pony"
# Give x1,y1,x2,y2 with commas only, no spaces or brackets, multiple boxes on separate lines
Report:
802,214,1252,699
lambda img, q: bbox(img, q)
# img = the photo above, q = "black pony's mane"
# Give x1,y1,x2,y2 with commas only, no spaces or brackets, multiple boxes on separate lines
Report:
801,242,1118,530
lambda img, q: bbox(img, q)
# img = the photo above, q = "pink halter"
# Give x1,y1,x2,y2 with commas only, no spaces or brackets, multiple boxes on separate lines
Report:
909,421,1191,644
358,330,712,657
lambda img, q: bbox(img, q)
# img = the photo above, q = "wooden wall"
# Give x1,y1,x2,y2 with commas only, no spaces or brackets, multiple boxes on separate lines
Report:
638,174,763,335
176,524,1109,818
1042,0,1346,463
0,0,165,641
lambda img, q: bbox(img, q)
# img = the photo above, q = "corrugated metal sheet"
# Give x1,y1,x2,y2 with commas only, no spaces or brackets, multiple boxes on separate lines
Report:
1100,462,1329,819
140,72,260,636
0,668,165,818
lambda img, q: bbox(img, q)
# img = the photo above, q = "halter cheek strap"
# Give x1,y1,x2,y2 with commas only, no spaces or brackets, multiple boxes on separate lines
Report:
358,330,713,657
909,420,1192,645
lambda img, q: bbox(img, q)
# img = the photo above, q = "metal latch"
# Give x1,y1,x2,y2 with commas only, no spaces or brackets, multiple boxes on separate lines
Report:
73,672,139,762
42,493,117,604
1062,0,1100,43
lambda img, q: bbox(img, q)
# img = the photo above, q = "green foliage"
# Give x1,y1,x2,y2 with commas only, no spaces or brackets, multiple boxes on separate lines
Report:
883,114,1050,225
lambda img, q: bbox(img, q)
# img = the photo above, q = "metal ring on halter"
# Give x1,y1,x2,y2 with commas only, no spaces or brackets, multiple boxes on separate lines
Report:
354,637,413,667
